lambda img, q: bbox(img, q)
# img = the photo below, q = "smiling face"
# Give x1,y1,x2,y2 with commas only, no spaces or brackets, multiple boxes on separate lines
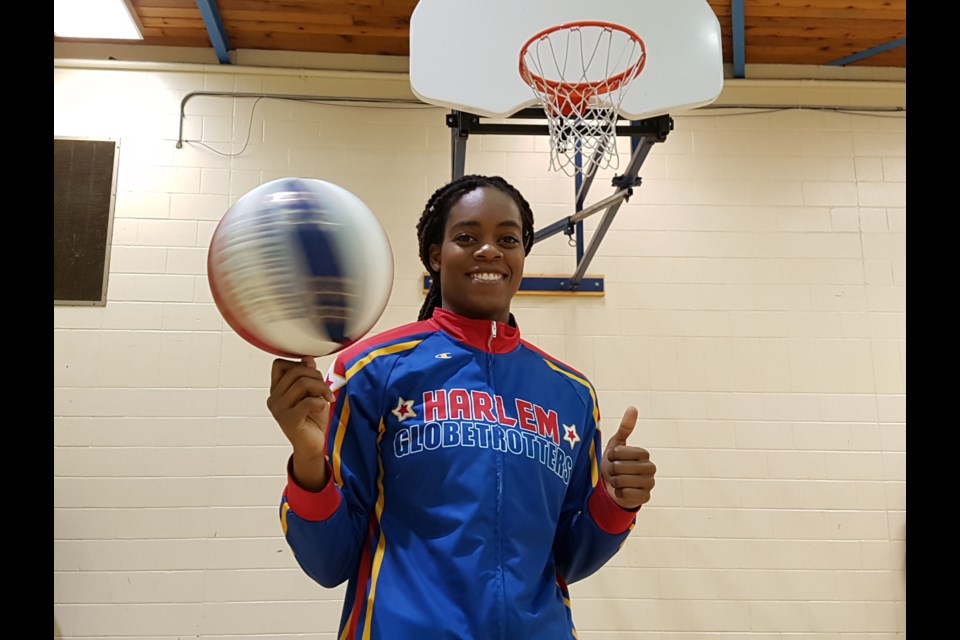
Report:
428,187,526,324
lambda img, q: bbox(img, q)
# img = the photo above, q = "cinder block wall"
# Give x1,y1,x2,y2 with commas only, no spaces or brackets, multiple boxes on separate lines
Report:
54,61,906,639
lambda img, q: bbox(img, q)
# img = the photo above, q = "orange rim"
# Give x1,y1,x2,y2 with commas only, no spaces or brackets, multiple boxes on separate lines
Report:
519,21,646,114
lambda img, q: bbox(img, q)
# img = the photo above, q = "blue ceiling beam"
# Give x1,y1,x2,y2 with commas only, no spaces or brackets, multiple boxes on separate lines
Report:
731,0,746,78
827,37,906,66
195,0,232,64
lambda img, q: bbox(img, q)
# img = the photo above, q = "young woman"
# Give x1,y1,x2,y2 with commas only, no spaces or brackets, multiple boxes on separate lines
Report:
267,174,656,639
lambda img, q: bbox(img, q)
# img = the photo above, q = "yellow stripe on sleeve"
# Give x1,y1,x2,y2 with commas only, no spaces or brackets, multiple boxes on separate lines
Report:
331,339,422,488
345,339,423,379
543,359,601,486
361,419,389,640
280,502,290,536
332,396,350,487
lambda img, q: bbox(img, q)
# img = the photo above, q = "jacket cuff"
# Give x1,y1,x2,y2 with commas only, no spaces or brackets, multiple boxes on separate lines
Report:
588,478,639,535
282,455,341,522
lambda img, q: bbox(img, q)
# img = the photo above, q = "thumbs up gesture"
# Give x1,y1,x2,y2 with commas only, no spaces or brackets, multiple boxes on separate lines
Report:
600,406,656,510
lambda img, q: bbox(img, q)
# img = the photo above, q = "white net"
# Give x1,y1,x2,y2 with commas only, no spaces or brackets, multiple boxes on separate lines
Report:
520,23,646,178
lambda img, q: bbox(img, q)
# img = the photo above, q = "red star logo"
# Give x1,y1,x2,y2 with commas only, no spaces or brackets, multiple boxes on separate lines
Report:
391,397,417,422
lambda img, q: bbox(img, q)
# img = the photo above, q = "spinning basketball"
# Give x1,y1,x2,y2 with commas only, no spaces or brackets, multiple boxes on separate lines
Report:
208,178,393,358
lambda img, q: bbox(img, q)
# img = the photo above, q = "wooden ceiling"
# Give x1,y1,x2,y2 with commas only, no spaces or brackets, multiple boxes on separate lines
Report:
54,0,907,74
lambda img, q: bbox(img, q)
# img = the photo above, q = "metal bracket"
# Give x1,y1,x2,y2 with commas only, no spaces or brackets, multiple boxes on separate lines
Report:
446,110,673,291
424,274,604,296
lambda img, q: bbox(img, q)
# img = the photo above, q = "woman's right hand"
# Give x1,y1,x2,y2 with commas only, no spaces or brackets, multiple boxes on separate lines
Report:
267,356,335,491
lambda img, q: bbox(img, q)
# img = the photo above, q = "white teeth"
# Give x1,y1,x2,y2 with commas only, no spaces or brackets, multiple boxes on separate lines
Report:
472,272,504,281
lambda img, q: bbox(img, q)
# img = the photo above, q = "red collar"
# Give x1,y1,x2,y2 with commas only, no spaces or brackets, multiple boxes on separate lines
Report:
429,308,521,354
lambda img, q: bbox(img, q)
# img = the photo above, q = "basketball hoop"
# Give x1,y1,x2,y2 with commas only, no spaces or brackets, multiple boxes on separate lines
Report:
519,21,646,178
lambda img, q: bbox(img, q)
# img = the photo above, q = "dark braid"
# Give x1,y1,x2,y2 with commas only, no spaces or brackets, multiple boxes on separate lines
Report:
416,175,535,321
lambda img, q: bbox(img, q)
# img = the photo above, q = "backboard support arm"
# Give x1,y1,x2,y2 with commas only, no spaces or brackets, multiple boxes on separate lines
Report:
446,110,673,291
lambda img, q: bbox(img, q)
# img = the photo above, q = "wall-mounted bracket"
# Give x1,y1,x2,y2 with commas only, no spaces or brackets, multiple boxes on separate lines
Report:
447,110,673,292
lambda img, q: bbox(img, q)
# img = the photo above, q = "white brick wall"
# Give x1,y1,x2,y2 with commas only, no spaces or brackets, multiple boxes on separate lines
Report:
54,62,906,639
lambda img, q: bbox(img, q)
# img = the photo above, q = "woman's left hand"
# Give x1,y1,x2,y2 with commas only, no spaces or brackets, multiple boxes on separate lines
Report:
600,406,656,510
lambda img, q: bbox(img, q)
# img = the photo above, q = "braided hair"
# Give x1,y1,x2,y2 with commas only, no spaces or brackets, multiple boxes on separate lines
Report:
416,175,535,321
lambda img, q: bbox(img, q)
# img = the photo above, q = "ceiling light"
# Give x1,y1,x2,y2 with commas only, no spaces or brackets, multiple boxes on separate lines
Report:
54,0,144,40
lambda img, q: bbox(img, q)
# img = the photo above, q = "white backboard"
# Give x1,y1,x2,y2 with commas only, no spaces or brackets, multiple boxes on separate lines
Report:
410,0,725,120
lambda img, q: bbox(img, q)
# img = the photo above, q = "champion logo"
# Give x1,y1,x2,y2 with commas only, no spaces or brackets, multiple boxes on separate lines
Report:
435,353,452,359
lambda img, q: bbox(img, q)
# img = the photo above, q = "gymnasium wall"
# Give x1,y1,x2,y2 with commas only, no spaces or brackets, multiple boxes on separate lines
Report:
54,60,906,639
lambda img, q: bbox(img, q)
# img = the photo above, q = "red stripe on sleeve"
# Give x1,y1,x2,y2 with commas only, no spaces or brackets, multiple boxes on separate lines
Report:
344,518,378,639
283,457,341,521
588,477,639,535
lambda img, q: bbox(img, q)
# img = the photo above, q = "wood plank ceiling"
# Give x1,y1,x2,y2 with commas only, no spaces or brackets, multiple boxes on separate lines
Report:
54,0,907,75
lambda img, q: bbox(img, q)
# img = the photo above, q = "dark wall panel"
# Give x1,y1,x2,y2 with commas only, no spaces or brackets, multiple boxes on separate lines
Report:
54,138,119,305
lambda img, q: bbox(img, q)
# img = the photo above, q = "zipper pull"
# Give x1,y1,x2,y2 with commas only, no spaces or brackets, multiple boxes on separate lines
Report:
488,320,497,350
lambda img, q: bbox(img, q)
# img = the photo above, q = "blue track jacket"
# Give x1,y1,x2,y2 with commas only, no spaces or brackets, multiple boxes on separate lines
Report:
280,308,637,639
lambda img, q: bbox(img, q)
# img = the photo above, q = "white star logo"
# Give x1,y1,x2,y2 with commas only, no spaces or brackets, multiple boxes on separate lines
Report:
324,362,346,393
391,397,417,422
562,423,580,449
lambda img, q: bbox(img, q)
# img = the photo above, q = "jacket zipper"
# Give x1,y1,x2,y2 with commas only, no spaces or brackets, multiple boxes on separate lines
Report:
488,319,505,640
